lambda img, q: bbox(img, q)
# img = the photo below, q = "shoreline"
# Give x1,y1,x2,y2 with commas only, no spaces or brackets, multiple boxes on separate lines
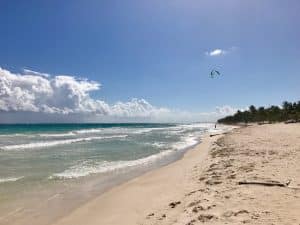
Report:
52,123,300,225
52,131,224,225
1,125,229,225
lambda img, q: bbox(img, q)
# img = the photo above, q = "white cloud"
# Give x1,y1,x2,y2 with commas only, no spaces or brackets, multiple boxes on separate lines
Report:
206,48,227,56
189,105,238,122
215,105,237,115
205,47,238,57
0,67,169,119
23,68,50,78
0,67,238,123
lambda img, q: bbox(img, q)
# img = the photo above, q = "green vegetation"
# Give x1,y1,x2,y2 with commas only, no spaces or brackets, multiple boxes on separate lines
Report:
218,101,300,124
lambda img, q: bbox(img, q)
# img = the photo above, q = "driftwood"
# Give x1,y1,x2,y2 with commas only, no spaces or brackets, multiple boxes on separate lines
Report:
238,180,300,190
210,132,229,137
238,180,291,187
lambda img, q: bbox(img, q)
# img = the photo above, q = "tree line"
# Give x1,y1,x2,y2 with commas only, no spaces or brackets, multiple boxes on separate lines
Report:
218,101,300,124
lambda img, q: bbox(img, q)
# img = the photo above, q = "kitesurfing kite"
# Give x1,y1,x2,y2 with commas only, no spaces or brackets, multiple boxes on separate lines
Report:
210,69,220,78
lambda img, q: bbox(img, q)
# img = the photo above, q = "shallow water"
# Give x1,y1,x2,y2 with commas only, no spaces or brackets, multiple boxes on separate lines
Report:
0,123,228,224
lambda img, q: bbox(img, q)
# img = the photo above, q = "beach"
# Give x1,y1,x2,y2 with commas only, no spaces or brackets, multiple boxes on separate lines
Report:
0,123,225,225
52,123,300,225
1,1,299,224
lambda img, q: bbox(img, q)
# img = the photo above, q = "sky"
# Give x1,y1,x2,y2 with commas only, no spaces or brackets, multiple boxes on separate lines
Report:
0,0,299,123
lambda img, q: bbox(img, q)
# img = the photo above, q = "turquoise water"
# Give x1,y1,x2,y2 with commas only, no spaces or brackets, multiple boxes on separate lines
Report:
0,123,226,224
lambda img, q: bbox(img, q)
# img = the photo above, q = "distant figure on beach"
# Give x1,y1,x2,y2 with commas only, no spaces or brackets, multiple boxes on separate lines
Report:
214,123,217,129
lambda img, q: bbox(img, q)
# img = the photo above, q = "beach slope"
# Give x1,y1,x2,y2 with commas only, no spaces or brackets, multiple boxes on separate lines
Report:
54,123,300,225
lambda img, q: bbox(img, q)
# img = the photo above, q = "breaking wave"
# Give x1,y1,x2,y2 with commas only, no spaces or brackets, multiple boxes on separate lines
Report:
49,150,175,179
0,176,24,183
0,135,127,150
49,134,200,179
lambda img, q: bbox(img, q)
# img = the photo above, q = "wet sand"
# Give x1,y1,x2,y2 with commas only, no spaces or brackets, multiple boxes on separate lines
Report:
43,123,300,224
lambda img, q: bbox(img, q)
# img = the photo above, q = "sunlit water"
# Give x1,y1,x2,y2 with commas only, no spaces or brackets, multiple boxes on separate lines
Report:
0,123,230,224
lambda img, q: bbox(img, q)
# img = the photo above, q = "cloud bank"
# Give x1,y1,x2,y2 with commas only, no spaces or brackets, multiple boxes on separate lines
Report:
0,67,236,123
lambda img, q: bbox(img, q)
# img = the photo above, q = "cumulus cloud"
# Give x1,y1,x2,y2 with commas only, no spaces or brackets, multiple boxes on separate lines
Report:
150,106,237,123
0,67,238,123
23,68,50,78
190,105,238,122
0,67,169,119
215,105,237,115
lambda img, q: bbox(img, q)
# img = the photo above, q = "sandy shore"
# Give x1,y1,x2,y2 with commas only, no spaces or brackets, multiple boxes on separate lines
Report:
53,123,300,225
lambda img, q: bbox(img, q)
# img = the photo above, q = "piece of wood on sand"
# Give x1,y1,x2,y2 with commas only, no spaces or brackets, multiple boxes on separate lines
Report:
238,180,291,187
238,179,300,190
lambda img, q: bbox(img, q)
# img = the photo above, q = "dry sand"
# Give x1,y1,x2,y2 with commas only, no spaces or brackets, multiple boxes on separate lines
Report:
53,123,300,225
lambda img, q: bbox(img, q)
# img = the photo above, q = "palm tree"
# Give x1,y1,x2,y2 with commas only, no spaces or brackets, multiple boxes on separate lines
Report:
257,107,266,122
218,100,300,124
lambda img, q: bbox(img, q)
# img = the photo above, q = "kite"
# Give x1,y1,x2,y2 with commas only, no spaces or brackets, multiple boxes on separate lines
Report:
210,69,220,78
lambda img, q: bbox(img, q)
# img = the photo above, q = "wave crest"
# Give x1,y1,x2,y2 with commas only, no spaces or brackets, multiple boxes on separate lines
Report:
0,176,24,183
0,135,127,150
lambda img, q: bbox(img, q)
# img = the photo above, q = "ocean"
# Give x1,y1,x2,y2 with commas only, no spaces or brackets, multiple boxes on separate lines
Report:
0,123,229,224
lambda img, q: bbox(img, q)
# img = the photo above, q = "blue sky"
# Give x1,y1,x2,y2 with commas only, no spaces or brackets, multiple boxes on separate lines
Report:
0,0,299,122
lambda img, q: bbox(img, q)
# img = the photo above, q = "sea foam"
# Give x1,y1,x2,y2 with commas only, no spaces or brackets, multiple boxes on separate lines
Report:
49,149,175,179
0,176,24,183
0,135,127,150
49,134,201,179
